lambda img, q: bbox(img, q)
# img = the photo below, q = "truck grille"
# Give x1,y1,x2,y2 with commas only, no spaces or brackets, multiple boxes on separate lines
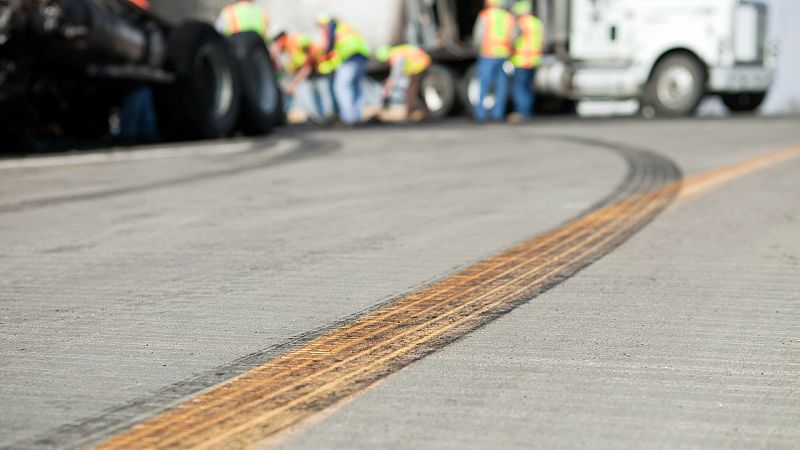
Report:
733,1,767,64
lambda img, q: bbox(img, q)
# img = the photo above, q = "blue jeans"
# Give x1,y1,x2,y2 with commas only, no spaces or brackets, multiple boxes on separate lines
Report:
475,57,509,122
285,79,326,121
511,68,536,119
120,87,157,142
333,56,367,124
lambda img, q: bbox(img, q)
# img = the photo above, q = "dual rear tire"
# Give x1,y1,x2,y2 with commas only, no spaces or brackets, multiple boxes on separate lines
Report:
228,32,284,135
156,24,282,141
420,64,457,120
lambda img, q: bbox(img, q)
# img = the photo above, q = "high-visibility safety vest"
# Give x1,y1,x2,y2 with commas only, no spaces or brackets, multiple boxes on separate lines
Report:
512,14,544,69
386,45,431,76
278,34,316,73
317,20,370,75
219,2,269,39
128,0,149,9
479,7,515,58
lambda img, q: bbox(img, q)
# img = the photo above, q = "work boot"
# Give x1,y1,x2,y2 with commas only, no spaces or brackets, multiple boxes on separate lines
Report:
507,113,525,124
408,110,426,122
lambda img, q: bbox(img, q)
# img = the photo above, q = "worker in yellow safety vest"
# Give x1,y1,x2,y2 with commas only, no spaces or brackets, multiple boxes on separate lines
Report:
215,0,270,41
376,44,432,120
273,32,320,93
472,0,515,122
316,14,371,124
509,0,544,122
272,32,327,122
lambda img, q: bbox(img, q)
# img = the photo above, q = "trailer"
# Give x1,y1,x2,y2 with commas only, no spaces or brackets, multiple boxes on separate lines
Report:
263,0,775,117
0,0,283,146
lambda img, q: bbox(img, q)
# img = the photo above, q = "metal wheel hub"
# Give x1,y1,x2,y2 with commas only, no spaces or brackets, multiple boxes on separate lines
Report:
656,65,696,110
423,85,443,112
468,77,496,109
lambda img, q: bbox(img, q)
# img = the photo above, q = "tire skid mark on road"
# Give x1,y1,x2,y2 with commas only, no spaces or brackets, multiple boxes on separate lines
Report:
0,141,257,171
0,138,339,214
93,142,683,450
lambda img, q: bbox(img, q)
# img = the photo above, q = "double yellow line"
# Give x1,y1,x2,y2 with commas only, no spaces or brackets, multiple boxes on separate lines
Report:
95,145,800,450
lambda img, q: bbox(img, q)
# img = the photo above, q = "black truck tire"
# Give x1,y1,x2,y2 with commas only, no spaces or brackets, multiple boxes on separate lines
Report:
721,92,766,113
642,53,706,117
156,22,240,140
458,64,478,115
421,64,457,119
535,96,577,115
228,32,284,135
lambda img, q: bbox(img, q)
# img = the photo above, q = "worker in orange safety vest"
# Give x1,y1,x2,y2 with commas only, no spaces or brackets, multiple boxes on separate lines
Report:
376,44,432,120
509,0,544,122
127,0,149,9
273,32,327,122
472,0,516,122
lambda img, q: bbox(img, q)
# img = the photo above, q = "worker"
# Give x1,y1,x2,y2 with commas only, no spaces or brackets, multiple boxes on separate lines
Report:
472,0,515,122
376,44,432,121
316,14,371,125
119,0,157,144
215,0,270,40
272,32,326,122
509,1,544,122
119,86,158,144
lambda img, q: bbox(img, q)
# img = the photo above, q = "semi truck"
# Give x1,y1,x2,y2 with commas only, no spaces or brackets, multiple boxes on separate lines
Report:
0,0,283,146
264,0,775,118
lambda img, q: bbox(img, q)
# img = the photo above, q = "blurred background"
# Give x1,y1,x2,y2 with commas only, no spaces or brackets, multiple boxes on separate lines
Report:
152,0,800,116
760,0,799,114
1,0,798,149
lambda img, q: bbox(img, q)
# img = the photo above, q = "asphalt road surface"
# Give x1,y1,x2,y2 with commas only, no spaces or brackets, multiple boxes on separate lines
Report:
1,117,799,450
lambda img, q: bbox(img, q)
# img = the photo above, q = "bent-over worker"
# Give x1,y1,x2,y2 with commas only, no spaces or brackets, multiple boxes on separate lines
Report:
316,14,371,125
376,44,432,120
273,32,326,122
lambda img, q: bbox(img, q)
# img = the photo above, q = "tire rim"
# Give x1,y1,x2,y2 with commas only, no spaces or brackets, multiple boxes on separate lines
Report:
197,43,234,119
468,76,496,110
422,73,445,113
252,49,279,113
656,65,696,110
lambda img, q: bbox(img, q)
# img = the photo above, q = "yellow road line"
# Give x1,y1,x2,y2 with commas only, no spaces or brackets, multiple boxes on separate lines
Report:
679,146,800,199
94,145,799,450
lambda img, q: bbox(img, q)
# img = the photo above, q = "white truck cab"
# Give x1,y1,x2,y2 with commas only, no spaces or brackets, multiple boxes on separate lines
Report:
537,0,775,115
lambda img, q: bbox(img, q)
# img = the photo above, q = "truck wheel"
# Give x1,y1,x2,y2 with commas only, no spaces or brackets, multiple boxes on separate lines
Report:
535,96,577,115
228,32,283,135
721,92,766,113
421,64,456,119
458,64,478,115
156,22,240,140
643,53,706,117
458,64,509,116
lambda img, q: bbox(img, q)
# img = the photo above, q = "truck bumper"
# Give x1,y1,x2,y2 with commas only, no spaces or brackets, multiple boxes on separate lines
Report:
709,66,774,93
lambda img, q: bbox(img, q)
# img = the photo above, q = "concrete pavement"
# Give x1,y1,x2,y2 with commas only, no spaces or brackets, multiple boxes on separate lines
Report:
276,126,800,450
1,117,798,449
